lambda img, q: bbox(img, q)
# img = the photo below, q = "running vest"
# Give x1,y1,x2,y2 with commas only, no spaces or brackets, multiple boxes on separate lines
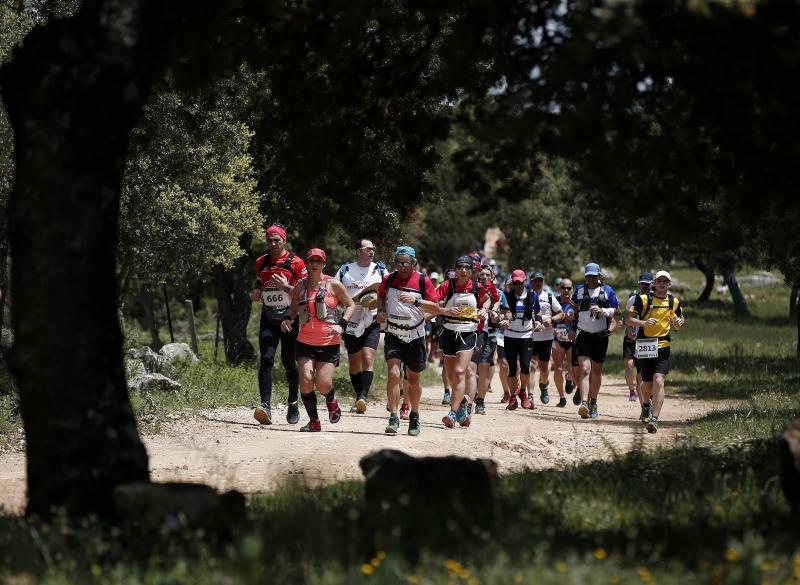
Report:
441,278,480,333
504,289,537,338
384,271,427,342
532,290,560,342
297,276,339,325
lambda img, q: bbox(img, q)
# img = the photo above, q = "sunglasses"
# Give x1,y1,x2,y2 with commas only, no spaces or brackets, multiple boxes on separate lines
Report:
456,264,472,270
394,260,413,267
561,286,573,291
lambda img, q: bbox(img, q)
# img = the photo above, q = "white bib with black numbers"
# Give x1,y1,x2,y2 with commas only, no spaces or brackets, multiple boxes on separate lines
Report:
635,338,659,359
262,287,291,310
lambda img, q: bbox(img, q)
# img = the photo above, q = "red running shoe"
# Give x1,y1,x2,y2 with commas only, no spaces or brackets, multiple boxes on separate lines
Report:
300,420,321,432
326,399,342,424
507,395,519,411
400,403,410,420
520,392,533,410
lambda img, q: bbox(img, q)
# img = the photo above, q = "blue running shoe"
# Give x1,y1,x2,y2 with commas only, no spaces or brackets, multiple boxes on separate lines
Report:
442,389,451,405
456,398,469,423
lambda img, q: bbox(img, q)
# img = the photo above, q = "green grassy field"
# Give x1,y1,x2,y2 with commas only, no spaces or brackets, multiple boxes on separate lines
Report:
1,265,798,583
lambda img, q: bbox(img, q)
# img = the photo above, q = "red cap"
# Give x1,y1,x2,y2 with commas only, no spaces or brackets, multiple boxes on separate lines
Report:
511,269,526,282
266,224,287,241
306,248,327,262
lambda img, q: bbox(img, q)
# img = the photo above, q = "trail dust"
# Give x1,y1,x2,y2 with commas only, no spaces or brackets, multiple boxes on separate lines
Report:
0,370,725,514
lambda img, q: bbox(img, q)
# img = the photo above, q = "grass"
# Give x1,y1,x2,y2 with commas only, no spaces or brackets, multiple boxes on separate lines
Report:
0,440,796,584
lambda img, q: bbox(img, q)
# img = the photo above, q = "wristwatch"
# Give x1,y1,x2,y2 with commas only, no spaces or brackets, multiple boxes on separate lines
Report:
414,298,421,307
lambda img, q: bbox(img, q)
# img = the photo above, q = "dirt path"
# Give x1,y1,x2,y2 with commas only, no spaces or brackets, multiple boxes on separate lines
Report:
0,371,725,514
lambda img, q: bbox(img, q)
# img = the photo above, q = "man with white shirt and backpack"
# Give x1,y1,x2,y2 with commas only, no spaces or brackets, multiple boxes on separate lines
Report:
528,271,565,406
336,238,387,414
571,262,620,420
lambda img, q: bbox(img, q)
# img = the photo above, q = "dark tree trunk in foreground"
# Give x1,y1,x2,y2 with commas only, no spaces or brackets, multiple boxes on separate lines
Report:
0,204,8,353
719,254,749,317
693,256,715,302
1,2,154,518
213,234,255,365
790,283,798,323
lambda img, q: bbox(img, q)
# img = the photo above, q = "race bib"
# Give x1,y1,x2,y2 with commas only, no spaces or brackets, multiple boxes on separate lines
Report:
635,338,659,359
556,326,570,342
262,287,290,309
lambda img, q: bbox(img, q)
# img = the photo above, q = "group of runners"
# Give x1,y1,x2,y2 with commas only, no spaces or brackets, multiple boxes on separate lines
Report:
250,224,685,436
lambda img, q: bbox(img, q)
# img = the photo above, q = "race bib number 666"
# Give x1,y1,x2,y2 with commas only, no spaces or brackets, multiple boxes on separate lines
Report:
634,338,659,359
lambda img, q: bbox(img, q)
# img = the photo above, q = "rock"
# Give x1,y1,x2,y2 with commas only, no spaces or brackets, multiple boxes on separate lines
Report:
113,482,245,534
126,346,167,373
779,421,800,520
159,343,199,365
128,373,181,393
359,449,497,560
126,359,147,380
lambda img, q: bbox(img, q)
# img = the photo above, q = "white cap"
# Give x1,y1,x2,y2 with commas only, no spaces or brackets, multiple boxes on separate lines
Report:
654,270,671,281
429,271,440,280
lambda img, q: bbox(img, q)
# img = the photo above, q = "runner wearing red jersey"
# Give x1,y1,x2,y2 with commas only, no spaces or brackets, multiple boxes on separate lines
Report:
249,224,307,425
438,256,492,428
376,246,450,436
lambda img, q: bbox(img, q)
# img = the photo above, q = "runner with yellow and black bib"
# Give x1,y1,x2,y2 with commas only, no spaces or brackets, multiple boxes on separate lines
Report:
625,270,686,433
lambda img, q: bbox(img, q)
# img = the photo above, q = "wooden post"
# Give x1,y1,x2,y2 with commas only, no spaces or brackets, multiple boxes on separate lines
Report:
185,299,200,357
214,305,221,363
162,283,174,343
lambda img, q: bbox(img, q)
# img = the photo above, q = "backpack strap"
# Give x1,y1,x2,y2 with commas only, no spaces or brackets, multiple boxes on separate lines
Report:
418,272,426,296
445,278,457,305
386,271,397,290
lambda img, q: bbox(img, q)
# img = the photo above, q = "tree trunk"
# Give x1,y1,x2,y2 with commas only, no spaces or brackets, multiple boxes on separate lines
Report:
213,233,255,365
0,2,153,518
693,256,715,302
790,283,798,323
719,255,750,317
0,205,8,355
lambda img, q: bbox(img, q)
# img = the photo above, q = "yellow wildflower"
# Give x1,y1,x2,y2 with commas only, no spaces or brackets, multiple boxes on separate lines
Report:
361,564,374,576
376,551,386,561
725,548,741,562
594,548,607,560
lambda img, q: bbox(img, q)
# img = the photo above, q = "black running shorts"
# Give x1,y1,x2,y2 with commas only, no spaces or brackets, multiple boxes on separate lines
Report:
575,331,610,363
439,328,477,357
384,333,428,373
343,322,381,354
295,341,340,365
639,347,671,382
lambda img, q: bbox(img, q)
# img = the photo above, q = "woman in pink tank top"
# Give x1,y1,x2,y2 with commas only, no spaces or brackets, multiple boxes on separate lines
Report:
282,248,355,432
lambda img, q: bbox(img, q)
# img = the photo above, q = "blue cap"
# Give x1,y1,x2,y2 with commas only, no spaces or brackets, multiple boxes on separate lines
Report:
638,272,654,283
394,245,416,258
584,262,601,276
530,271,544,280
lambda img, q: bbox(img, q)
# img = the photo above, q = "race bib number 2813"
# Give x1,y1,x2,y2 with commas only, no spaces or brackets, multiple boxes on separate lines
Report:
634,338,659,359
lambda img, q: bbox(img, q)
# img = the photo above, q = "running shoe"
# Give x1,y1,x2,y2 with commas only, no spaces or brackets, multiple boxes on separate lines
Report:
556,397,567,408
442,410,457,428
385,413,400,434
646,416,659,433
326,399,342,424
572,390,581,406
442,389,451,405
456,397,469,423
501,391,510,403
565,379,575,394
589,401,599,418
540,385,550,405
254,404,272,425
300,420,321,432
355,397,367,414
475,398,486,415
640,402,652,424
408,411,421,436
459,413,471,428
507,395,519,411
400,403,410,420
629,390,638,402
520,392,533,410
487,384,493,393
286,401,299,425
578,401,590,419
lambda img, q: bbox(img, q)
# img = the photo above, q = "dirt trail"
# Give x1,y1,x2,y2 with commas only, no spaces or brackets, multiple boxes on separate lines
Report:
0,371,724,514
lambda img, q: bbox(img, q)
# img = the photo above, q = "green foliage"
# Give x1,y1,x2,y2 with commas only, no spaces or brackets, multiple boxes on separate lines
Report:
118,81,263,294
